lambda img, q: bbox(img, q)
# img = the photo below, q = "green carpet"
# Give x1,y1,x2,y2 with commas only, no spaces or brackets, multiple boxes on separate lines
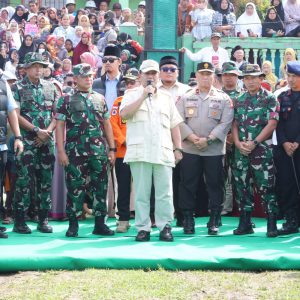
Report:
0,217,299,271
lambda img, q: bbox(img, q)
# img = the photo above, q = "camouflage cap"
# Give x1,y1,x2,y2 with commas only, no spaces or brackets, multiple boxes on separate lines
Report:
23,52,49,68
123,68,139,80
73,63,94,77
241,63,265,77
222,62,241,76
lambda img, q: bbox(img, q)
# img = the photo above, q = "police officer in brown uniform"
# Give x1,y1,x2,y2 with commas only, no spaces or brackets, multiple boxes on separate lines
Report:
176,62,234,235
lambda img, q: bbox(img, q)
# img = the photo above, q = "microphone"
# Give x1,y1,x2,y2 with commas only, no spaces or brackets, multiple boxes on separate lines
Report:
147,80,153,101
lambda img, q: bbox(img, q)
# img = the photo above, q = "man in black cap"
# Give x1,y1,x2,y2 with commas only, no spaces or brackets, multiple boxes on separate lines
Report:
93,45,123,112
276,61,300,235
176,62,234,235
158,55,190,226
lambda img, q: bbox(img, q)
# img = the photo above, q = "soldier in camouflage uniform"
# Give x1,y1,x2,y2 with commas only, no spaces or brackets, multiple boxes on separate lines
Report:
232,63,279,237
55,63,116,237
221,62,243,215
12,52,58,234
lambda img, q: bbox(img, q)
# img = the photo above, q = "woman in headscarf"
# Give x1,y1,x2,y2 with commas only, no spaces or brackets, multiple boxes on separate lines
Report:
271,0,285,22
10,5,28,25
47,8,59,32
262,7,285,37
212,0,236,37
279,48,297,79
5,48,19,75
72,31,98,65
35,15,51,44
0,8,9,32
284,0,300,34
262,61,278,91
8,20,22,50
236,2,262,38
18,34,35,64
89,13,100,41
73,9,86,26
78,14,93,34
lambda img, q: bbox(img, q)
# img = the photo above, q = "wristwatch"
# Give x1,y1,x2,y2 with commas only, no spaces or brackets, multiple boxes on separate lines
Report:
253,139,259,147
15,136,23,141
109,148,117,152
207,137,214,145
32,126,40,134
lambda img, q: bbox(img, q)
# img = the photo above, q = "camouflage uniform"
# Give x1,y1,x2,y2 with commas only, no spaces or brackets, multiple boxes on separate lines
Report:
12,71,58,214
233,88,279,213
55,85,109,218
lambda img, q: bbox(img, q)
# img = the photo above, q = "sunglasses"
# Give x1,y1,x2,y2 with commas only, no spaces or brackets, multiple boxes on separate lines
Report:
102,57,118,63
66,81,74,86
161,67,177,73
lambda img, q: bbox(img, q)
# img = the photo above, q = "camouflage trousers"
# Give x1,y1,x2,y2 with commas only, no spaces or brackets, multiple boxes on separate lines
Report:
14,144,55,213
65,155,108,217
232,143,278,214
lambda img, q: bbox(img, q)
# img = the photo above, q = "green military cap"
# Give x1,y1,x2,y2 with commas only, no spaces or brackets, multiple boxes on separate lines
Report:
241,63,265,77
73,63,94,77
222,62,241,76
23,52,49,68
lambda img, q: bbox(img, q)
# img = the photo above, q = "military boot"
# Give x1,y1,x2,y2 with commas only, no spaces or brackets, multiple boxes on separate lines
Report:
92,216,114,236
13,211,32,234
208,211,221,235
233,211,254,235
0,231,8,238
278,211,299,235
66,214,79,237
266,213,278,237
37,210,53,233
183,211,195,234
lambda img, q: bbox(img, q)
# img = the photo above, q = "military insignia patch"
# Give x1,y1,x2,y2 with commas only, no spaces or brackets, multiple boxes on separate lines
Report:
111,108,118,116
204,63,209,69
188,108,194,115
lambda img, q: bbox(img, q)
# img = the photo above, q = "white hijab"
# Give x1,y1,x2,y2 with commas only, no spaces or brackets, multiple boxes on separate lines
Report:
236,2,262,37
8,20,21,50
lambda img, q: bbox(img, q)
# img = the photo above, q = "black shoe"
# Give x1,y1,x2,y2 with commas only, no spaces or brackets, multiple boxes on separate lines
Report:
277,210,299,235
13,211,32,234
207,211,221,235
92,216,114,236
135,230,150,242
0,226,7,232
37,210,53,233
183,211,195,234
159,224,174,242
233,211,254,235
66,217,79,237
267,213,278,238
0,231,8,238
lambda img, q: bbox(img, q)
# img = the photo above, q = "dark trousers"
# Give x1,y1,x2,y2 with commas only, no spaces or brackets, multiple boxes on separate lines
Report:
179,153,224,212
276,147,300,217
115,158,131,221
0,151,7,216
173,162,183,220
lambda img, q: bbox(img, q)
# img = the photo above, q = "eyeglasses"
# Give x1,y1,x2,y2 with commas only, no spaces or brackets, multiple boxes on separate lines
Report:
161,67,177,73
66,81,74,86
102,57,118,64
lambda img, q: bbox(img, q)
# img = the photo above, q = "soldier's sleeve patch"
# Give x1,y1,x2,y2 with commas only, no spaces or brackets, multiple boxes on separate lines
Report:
111,108,118,116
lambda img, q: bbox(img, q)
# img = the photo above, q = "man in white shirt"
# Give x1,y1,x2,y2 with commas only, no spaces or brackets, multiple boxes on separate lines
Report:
120,60,183,242
180,32,229,68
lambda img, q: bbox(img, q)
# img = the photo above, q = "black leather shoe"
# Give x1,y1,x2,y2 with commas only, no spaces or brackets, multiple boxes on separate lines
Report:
183,212,195,234
92,224,115,236
159,224,174,242
0,231,8,238
0,226,7,232
135,230,150,242
13,223,32,234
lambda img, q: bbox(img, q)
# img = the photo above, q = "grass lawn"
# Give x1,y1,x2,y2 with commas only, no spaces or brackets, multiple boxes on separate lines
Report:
0,269,299,299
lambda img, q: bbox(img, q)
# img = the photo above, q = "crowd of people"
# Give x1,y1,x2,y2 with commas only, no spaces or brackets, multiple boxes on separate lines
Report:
178,0,300,39
0,0,299,243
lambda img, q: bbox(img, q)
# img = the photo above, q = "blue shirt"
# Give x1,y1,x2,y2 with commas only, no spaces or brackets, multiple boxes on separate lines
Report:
105,74,120,112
